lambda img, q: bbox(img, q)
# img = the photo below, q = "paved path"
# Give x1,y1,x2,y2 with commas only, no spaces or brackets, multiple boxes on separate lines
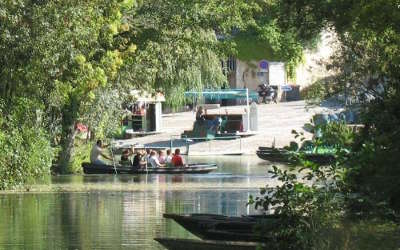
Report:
118,101,334,155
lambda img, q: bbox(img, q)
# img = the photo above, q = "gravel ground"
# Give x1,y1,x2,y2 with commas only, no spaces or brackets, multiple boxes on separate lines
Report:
117,101,335,155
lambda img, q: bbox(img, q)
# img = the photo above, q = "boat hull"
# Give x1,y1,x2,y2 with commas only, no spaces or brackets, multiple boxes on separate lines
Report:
163,213,281,242
82,163,217,174
256,149,334,165
154,238,261,250
256,150,292,163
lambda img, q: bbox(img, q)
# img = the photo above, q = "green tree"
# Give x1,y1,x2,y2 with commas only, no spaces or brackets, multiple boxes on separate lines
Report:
250,1,400,247
0,98,53,189
31,0,135,172
0,0,137,173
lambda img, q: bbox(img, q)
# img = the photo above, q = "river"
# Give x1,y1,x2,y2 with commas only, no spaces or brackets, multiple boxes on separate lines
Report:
0,156,279,249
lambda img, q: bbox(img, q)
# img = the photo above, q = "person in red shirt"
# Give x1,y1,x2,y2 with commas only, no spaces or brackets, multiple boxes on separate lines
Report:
171,148,184,167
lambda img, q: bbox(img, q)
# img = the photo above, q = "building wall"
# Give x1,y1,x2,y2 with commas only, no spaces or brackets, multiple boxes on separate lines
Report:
294,29,339,89
228,29,339,101
228,59,286,101
231,60,286,89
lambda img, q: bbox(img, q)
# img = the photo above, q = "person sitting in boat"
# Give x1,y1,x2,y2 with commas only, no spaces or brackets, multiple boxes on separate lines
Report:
145,148,151,166
158,150,166,164
171,148,184,167
196,106,206,121
90,140,113,165
133,150,146,169
149,151,165,168
120,147,134,165
166,149,173,164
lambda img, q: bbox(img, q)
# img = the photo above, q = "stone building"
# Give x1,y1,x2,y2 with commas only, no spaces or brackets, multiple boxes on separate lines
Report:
223,29,339,103
224,58,287,102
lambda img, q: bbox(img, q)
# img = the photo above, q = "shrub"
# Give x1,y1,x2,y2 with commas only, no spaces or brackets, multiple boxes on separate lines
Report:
68,141,91,173
0,98,54,190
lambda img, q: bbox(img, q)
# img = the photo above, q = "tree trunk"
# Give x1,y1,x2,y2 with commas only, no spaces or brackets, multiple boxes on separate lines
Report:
57,123,77,173
57,94,79,173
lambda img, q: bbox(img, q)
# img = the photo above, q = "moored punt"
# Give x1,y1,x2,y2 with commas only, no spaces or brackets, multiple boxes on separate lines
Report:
81,163,217,174
163,213,281,242
256,148,335,165
256,150,293,163
258,146,287,152
154,238,262,250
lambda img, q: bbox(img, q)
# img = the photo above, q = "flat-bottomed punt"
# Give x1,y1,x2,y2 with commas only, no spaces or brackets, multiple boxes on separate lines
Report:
82,163,217,174
163,213,281,242
256,146,335,165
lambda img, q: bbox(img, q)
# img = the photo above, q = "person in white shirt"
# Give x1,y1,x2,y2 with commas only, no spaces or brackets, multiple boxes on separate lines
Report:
158,150,167,164
145,148,151,166
90,140,112,165
166,149,173,164
149,151,165,168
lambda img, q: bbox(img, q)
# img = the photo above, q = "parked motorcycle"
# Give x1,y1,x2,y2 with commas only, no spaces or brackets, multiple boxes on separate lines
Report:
257,84,277,104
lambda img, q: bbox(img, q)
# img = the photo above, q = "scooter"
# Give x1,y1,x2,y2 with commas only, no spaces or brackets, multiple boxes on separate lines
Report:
258,84,277,104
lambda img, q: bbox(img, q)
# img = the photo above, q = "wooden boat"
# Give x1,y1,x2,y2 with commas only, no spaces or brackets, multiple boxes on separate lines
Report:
163,213,281,242
82,163,217,174
154,238,262,250
256,148,335,165
258,146,288,152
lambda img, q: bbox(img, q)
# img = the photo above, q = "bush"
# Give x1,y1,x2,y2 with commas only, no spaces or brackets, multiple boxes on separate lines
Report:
68,141,91,173
0,98,53,190
300,80,337,104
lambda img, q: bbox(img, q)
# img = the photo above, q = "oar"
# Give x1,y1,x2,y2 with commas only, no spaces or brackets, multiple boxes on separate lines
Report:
145,147,149,174
110,140,118,175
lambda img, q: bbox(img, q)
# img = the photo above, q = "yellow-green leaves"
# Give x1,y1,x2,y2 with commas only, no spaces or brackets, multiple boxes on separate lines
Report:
74,54,86,65
101,50,123,80
120,0,136,11
126,44,137,54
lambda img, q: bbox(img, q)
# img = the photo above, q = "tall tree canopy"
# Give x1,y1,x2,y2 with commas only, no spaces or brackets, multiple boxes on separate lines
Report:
0,0,137,173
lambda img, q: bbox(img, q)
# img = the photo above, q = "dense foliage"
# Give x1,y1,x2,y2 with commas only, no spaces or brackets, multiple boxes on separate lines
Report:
0,0,137,174
233,0,324,78
249,1,400,248
0,99,53,189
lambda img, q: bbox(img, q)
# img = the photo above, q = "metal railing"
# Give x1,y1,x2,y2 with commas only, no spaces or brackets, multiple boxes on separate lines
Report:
169,135,242,155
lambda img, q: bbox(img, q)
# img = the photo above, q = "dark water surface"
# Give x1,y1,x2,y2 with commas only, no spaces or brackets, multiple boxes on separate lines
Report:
0,156,277,249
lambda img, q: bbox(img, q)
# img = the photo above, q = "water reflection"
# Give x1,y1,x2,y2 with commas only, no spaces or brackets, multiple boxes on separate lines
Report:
0,156,275,249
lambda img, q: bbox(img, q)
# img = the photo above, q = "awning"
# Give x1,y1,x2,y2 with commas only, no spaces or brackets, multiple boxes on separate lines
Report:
184,89,258,101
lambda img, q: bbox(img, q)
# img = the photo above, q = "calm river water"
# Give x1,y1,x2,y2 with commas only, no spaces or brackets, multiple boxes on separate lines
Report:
0,156,280,250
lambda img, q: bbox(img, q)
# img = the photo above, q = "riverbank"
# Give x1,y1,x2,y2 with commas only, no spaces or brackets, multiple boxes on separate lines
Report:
117,101,337,155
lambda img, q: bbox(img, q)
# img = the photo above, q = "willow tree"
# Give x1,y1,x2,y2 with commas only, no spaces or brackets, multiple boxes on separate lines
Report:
118,0,232,107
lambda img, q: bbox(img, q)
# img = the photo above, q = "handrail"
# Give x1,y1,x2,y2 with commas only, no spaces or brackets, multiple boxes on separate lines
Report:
169,134,243,154
176,135,241,140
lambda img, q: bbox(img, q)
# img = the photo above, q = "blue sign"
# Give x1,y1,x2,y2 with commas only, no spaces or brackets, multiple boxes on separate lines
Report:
259,60,269,71
281,85,292,92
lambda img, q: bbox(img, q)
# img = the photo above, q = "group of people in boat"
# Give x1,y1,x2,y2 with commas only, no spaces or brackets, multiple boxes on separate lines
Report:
90,140,185,168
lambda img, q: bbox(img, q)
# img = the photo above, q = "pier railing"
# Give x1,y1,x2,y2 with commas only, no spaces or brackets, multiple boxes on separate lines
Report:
169,135,243,155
